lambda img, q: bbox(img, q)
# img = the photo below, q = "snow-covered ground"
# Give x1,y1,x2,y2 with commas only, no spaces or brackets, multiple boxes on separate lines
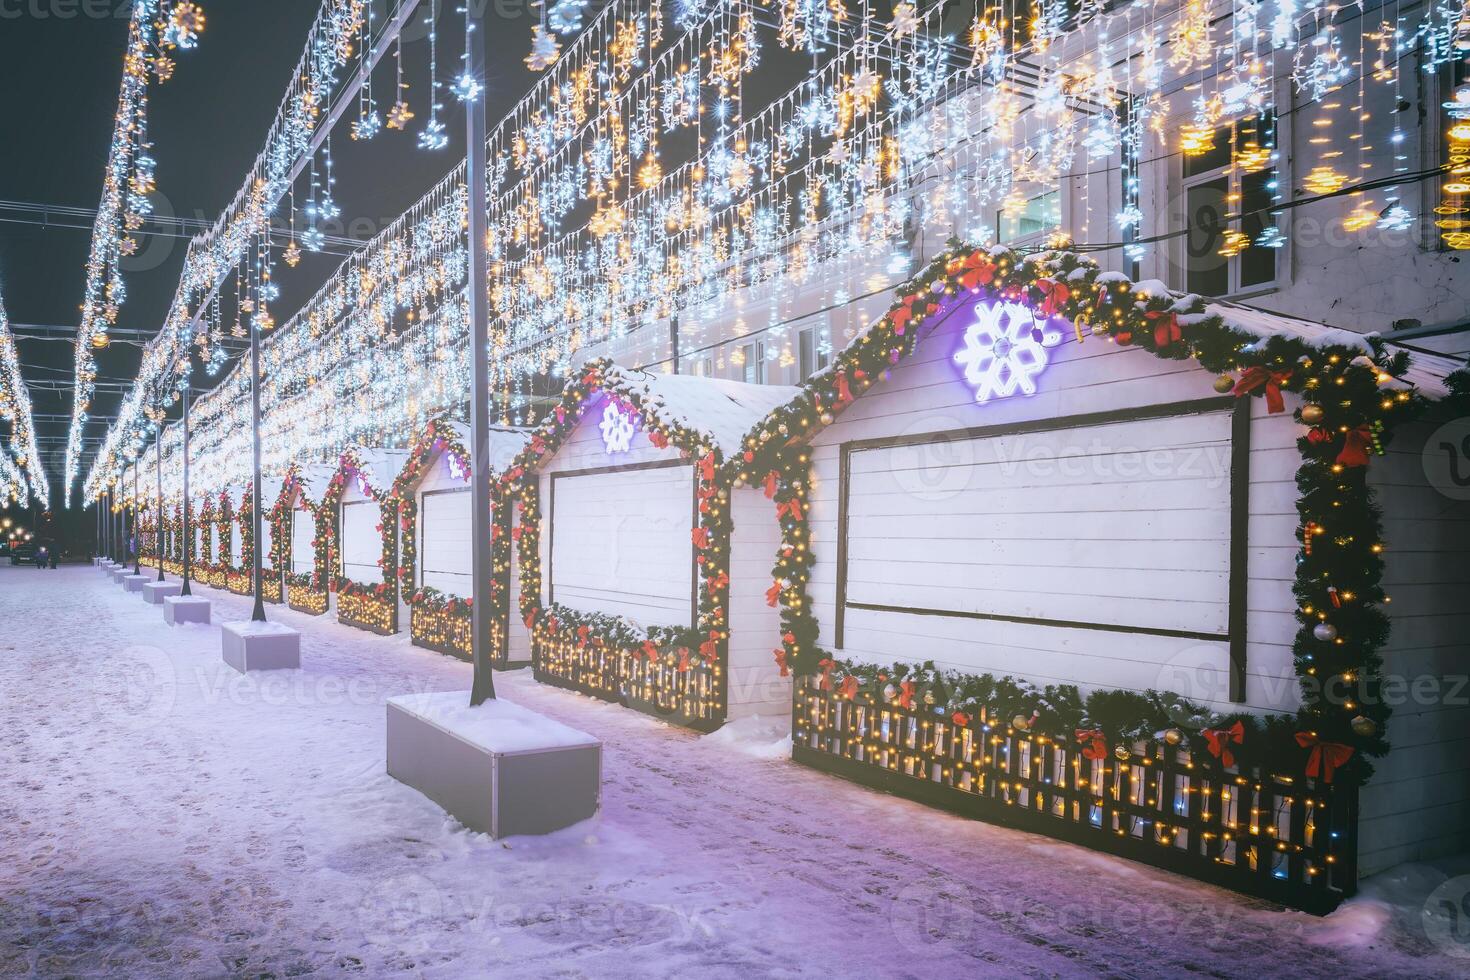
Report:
1,565,1466,978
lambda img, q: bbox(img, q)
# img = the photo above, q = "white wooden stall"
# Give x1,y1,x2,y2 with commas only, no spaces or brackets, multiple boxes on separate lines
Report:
516,368,799,723
778,290,1469,884
395,420,531,663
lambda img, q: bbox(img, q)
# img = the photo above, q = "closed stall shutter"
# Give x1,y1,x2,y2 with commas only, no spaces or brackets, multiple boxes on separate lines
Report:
550,463,693,628
340,500,381,583
844,409,1234,637
421,488,472,596
291,510,315,575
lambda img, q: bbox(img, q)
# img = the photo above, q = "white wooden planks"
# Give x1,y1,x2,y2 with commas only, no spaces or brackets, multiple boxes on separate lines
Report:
340,500,381,583
421,488,472,596
549,464,694,628
843,410,1234,636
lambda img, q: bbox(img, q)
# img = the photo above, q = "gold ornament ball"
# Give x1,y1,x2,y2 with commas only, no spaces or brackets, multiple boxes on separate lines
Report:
1163,728,1184,746
1301,404,1325,425
1011,713,1030,731
819,412,834,425
1350,715,1377,738
1213,375,1235,393
1114,743,1132,761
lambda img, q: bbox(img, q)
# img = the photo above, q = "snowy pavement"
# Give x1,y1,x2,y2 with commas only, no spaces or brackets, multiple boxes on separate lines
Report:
2,565,1467,978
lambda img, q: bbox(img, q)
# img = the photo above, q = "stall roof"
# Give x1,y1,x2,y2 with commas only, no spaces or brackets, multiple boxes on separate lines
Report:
1201,300,1465,399
605,365,801,458
347,447,413,499
430,419,533,474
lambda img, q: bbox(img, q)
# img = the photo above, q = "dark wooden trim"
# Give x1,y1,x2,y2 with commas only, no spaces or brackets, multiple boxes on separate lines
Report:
834,441,853,650
1228,396,1253,702
834,396,1241,646
842,601,1230,643
546,457,698,623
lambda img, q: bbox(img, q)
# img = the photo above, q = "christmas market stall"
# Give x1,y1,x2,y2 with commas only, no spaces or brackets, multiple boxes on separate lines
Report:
225,483,253,596
506,360,799,731
391,418,530,664
286,462,337,615
736,243,1470,914
328,446,410,635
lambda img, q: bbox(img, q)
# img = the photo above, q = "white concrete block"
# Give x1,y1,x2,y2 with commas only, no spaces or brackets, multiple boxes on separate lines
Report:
110,568,129,583
220,620,300,673
387,692,601,838
164,595,212,625
142,581,183,605
123,574,149,593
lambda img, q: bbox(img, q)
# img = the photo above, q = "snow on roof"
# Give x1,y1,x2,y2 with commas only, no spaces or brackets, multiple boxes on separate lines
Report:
347,446,413,499
432,419,533,475
258,472,286,509
605,365,801,457
1199,300,1467,399
1098,278,1469,399
297,462,339,503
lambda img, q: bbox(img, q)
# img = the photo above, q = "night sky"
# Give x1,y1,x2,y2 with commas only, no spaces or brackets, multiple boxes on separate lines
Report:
0,0,538,539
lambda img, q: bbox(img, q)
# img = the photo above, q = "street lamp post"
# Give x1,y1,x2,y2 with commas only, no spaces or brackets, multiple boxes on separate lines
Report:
132,463,141,576
248,291,266,623
155,419,165,582
181,384,192,597
466,5,495,706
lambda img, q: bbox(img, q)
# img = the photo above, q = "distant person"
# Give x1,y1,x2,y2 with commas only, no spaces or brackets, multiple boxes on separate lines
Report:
49,550,58,569
35,547,47,569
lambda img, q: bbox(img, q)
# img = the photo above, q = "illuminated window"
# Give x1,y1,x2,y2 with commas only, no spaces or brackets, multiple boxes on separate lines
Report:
741,341,765,385
997,189,1059,248
797,326,829,380
1182,113,1279,296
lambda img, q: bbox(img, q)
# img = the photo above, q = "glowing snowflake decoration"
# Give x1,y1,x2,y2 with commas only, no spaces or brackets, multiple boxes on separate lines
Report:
599,402,636,453
953,302,1062,403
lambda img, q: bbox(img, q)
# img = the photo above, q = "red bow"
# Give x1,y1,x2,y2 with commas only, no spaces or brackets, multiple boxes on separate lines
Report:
510,525,522,541
524,610,537,630
699,633,719,659
766,581,782,607
1035,278,1071,316
677,649,691,673
763,470,779,499
1145,310,1183,348
951,711,971,728
698,453,716,483
648,429,668,449
1076,728,1108,762
835,371,853,405
576,625,590,646
890,293,924,331
1295,731,1355,784
837,675,859,698
956,252,996,291
772,648,789,677
1232,367,1290,414
818,658,836,691
1201,720,1245,768
1336,426,1373,468
691,526,711,550
640,640,660,662
776,496,804,522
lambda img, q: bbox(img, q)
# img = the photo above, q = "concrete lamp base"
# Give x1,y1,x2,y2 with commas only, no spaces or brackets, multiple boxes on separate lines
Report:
110,568,129,583
220,621,300,673
123,574,149,593
142,581,183,605
387,692,601,839
165,595,212,625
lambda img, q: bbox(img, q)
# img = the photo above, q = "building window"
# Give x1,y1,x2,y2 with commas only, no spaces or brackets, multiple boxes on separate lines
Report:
1182,113,1279,296
797,326,829,380
689,355,714,377
740,341,765,384
998,189,1059,248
